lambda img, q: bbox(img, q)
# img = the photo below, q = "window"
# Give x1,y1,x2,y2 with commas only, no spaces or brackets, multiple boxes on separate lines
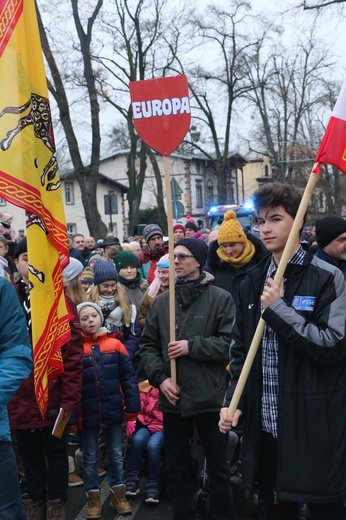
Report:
67,223,77,235
65,182,74,205
196,180,203,208
0,198,6,206
206,180,214,205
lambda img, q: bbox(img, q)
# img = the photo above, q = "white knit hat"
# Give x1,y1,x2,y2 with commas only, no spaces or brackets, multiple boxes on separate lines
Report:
63,257,84,281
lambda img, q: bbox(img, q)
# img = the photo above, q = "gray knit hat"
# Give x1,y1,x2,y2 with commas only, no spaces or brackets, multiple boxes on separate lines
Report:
143,224,163,243
77,302,104,325
88,254,104,265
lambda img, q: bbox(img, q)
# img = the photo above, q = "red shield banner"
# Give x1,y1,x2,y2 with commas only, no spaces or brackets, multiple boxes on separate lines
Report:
129,75,191,156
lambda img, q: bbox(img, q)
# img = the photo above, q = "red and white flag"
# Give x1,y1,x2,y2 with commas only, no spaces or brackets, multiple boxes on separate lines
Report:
313,79,346,175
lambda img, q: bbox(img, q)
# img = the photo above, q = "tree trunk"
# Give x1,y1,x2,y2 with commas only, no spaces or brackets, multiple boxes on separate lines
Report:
146,148,167,234
127,139,147,233
36,0,106,239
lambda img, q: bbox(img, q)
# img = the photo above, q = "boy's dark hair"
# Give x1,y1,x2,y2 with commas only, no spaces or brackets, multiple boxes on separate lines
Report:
14,237,27,259
252,182,302,221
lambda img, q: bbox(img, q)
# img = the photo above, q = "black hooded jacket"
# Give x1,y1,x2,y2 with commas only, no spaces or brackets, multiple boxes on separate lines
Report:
204,232,269,304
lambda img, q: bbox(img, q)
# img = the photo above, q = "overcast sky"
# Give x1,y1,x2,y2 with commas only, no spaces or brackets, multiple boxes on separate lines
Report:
196,0,345,70
254,0,345,69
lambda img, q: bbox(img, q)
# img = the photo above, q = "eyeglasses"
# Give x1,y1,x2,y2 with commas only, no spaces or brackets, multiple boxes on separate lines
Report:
173,254,194,262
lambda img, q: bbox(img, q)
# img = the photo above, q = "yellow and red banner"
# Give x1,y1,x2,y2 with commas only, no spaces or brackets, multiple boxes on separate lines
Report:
0,0,70,416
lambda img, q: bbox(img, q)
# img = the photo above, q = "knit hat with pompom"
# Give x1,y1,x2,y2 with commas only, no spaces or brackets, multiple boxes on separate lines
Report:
217,210,246,245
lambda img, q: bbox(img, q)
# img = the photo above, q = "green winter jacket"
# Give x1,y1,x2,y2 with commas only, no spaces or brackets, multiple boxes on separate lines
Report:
139,271,236,416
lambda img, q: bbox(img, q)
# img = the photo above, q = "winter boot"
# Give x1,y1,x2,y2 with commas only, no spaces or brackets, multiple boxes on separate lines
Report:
86,491,101,519
68,455,84,486
22,498,46,520
110,484,132,515
125,472,140,496
145,479,160,503
75,448,83,473
46,499,65,520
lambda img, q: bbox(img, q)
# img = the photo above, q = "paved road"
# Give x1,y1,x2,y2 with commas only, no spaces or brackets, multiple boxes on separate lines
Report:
63,439,259,520
65,473,258,520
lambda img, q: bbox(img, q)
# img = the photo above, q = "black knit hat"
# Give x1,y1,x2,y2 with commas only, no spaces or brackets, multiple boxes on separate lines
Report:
93,261,118,285
14,237,27,259
185,221,198,232
175,238,208,270
315,214,346,249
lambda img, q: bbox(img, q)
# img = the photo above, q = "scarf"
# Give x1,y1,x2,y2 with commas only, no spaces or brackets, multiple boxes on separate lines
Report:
216,239,256,269
98,294,136,335
175,273,206,308
117,272,142,285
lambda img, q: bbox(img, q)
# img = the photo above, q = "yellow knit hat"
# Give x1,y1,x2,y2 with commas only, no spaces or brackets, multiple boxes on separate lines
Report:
217,210,247,245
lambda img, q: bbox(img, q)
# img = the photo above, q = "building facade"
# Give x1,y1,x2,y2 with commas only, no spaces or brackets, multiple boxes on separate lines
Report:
0,172,128,242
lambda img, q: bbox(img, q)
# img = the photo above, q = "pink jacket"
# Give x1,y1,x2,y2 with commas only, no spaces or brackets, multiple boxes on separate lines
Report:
131,381,163,434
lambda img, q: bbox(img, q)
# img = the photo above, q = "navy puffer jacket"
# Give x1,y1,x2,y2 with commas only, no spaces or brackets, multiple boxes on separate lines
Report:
80,329,140,430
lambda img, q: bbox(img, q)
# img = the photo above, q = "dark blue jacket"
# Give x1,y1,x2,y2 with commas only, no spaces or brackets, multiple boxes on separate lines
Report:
315,245,346,280
80,329,140,430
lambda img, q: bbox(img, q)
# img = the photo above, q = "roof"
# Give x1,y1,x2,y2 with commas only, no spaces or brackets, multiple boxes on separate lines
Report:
99,148,248,166
60,170,129,193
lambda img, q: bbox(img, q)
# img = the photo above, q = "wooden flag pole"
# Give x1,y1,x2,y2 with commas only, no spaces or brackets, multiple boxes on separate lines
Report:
163,155,177,387
129,74,191,390
228,169,319,417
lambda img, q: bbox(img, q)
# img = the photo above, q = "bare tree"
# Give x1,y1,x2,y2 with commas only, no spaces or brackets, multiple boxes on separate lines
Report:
95,0,191,232
303,0,346,9
243,25,346,215
177,0,263,204
36,0,108,239
244,27,335,174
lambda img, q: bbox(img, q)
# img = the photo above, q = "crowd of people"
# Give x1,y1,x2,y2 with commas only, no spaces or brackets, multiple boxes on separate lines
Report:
0,182,346,520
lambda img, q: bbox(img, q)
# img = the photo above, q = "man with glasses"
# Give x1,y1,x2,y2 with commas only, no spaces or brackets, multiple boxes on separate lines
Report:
139,238,236,520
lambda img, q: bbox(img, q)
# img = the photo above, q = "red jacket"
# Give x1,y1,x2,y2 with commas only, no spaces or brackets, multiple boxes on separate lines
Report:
8,296,83,429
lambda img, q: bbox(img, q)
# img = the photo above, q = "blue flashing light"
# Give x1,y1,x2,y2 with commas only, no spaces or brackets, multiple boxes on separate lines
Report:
209,206,218,213
243,200,254,211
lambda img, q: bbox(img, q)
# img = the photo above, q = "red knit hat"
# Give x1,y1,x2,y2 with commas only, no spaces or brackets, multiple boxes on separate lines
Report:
173,223,185,234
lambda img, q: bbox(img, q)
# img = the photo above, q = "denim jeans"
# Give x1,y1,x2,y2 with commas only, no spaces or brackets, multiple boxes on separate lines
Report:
16,427,68,501
0,441,26,519
128,427,163,480
81,425,123,492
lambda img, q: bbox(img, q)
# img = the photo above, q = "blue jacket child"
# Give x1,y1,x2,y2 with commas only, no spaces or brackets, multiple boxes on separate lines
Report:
76,301,140,518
